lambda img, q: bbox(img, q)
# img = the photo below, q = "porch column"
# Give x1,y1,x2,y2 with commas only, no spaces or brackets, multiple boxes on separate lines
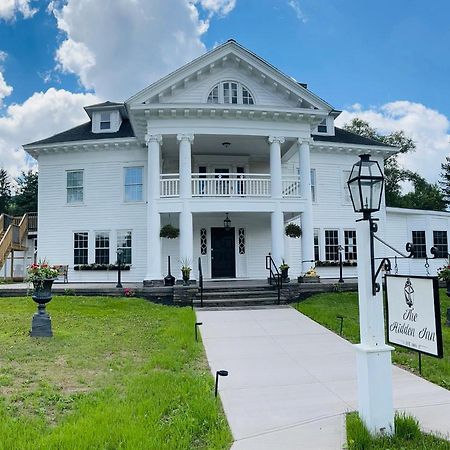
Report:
268,136,285,199
271,208,285,268
145,134,162,281
177,134,194,198
179,209,193,272
299,138,315,274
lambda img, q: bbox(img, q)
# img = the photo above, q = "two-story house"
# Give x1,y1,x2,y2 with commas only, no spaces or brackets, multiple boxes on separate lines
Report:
22,40,450,283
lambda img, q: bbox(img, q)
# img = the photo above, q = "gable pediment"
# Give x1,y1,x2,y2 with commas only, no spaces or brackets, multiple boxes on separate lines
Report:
127,41,333,112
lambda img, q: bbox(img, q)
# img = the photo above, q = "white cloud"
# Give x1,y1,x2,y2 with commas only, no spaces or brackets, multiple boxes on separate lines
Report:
0,88,99,178
198,0,236,16
0,0,37,21
0,51,13,107
287,0,307,23
336,101,450,183
52,0,212,100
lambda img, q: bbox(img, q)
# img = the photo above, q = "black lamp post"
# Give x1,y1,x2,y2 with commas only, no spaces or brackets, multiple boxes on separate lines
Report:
224,213,231,232
338,245,344,283
347,154,384,295
116,249,123,288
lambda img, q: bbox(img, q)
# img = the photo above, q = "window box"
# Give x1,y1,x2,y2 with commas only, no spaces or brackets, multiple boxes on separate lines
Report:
74,264,131,271
315,260,357,267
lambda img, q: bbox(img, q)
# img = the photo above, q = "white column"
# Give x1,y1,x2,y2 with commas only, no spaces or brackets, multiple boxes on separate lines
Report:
179,209,193,274
299,138,315,274
271,207,285,268
177,134,194,199
355,219,394,434
145,134,162,281
268,136,284,199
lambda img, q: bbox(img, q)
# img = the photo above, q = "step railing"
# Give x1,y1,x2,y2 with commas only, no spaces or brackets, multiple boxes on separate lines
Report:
0,213,29,270
282,177,301,197
265,253,282,305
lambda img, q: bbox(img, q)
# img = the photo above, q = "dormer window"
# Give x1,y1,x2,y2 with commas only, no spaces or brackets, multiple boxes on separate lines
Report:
318,119,327,133
207,81,254,105
100,112,111,130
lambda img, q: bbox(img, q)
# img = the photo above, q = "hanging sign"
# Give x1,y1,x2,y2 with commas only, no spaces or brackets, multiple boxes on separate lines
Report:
385,275,443,358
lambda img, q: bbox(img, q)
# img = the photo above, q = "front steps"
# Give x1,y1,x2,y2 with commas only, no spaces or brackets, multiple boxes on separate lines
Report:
193,285,286,307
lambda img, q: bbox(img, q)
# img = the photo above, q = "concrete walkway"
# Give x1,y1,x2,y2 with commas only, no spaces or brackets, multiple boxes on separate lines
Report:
196,306,450,449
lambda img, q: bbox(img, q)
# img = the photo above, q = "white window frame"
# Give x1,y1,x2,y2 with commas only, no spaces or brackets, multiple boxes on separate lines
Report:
100,112,111,130
324,229,339,261
342,170,352,205
117,230,132,265
344,229,357,261
67,170,84,204
310,168,317,202
124,166,144,202
95,231,110,265
74,231,89,265
207,81,255,105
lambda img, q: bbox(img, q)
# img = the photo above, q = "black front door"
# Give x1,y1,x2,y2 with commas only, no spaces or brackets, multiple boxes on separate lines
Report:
211,227,236,278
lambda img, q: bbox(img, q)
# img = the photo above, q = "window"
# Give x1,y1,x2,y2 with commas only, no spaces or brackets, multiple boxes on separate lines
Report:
95,232,110,264
74,232,88,265
412,231,426,258
318,119,327,133
117,230,132,264
343,170,351,204
124,167,143,202
314,229,320,261
207,81,254,105
67,170,83,204
310,168,316,202
433,231,448,258
100,112,111,130
238,228,246,254
325,230,339,261
344,230,357,260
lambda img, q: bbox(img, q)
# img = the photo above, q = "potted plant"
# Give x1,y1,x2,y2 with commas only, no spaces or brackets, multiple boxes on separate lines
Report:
285,223,302,238
27,261,60,337
298,266,320,284
160,224,180,239
180,258,192,286
437,263,450,296
279,261,290,281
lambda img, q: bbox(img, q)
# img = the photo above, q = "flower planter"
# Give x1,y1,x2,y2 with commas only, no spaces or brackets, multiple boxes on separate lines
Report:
30,278,55,337
298,275,320,284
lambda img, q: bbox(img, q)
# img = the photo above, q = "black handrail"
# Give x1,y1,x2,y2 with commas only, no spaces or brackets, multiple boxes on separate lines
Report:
198,257,204,307
265,253,282,305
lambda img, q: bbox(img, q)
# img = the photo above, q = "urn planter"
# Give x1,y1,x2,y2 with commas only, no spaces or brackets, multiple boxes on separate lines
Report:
30,278,55,337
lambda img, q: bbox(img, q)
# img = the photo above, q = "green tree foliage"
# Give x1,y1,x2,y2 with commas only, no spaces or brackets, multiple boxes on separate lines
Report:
12,170,38,216
0,168,12,215
439,156,450,206
343,118,445,211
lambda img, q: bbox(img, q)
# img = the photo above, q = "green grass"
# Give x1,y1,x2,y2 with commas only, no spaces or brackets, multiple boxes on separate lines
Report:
347,412,450,449
296,290,450,389
0,296,232,450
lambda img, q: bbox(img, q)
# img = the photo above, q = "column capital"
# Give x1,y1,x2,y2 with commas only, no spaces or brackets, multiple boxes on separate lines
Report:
177,133,194,143
297,137,314,146
145,134,162,145
268,136,285,145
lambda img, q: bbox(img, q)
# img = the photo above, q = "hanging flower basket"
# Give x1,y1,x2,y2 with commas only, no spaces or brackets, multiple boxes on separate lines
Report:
160,224,180,239
285,223,302,238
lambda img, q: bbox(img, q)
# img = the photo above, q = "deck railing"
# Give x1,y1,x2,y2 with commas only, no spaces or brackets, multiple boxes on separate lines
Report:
159,174,301,198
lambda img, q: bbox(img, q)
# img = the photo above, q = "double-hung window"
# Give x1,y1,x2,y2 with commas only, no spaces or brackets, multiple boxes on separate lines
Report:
344,230,357,260
124,167,143,202
412,231,427,258
67,170,84,204
325,230,339,261
74,232,88,265
314,229,320,261
117,230,132,264
100,112,111,130
310,168,316,202
433,231,448,258
95,232,110,264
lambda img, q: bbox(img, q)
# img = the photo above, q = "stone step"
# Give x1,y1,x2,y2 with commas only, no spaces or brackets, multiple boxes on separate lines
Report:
196,289,280,299
193,296,286,307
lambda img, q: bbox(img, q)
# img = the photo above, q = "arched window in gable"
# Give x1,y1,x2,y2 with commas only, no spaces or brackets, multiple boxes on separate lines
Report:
207,81,254,105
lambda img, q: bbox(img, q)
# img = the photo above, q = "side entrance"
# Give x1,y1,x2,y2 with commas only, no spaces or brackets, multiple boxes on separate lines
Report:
211,227,236,278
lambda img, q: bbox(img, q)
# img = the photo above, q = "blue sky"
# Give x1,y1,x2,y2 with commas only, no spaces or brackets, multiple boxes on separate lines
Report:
0,0,449,181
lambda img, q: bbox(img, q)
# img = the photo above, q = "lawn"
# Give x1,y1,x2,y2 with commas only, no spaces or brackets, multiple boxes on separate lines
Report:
296,290,450,390
0,296,232,450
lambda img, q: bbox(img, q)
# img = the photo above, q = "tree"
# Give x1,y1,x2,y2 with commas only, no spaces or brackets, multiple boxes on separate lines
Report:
0,168,11,215
439,156,450,206
343,119,445,211
13,170,38,216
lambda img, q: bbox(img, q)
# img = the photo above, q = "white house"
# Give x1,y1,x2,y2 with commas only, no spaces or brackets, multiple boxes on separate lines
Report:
22,40,450,284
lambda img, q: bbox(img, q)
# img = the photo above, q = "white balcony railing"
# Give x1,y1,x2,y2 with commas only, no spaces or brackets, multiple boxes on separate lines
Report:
192,173,271,197
159,174,301,198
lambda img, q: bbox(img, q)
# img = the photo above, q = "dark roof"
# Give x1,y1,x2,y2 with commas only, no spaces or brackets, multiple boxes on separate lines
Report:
84,101,124,108
25,119,135,146
312,127,394,148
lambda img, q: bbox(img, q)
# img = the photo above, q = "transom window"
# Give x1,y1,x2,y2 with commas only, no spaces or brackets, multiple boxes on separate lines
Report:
207,81,254,105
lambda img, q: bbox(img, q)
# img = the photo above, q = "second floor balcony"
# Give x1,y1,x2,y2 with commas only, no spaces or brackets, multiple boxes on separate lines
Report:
160,173,301,199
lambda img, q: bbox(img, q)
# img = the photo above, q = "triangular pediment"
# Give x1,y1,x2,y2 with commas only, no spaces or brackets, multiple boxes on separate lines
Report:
126,40,333,112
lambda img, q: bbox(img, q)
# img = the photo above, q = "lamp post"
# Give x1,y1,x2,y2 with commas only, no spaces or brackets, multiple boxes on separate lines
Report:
116,249,123,289
338,245,344,283
347,154,394,435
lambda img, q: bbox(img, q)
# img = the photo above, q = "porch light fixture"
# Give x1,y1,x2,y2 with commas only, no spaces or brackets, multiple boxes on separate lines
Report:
222,142,231,148
224,213,231,231
347,154,384,220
